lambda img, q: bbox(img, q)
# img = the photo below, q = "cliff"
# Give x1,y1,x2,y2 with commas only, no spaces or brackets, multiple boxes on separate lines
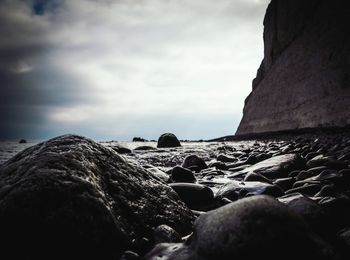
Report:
236,0,350,135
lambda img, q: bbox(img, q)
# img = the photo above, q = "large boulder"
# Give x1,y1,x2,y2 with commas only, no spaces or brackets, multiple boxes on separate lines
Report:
0,135,194,259
157,133,181,148
146,196,337,260
236,0,350,135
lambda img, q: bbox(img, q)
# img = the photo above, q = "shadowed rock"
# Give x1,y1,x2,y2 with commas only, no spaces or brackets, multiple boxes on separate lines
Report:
157,133,181,148
0,134,194,259
146,196,337,260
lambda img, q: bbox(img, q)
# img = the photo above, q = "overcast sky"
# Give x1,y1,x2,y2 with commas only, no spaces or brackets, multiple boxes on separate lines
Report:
0,0,269,141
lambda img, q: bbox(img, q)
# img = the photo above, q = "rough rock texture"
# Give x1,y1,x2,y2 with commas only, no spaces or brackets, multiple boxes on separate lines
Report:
146,196,337,260
157,133,181,148
0,135,194,259
236,0,350,135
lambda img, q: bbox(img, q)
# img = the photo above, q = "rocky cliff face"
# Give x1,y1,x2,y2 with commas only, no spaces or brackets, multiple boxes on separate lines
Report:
236,0,350,135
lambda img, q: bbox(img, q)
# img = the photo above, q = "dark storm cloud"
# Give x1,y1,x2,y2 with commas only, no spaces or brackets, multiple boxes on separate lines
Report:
0,0,269,140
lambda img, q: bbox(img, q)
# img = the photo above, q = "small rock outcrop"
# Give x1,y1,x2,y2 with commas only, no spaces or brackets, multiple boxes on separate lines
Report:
157,133,181,148
0,135,194,259
237,0,350,135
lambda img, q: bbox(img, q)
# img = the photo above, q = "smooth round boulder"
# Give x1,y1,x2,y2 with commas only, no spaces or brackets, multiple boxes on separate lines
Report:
170,166,196,183
182,155,207,170
157,133,181,148
0,135,194,260
169,183,214,210
146,196,336,260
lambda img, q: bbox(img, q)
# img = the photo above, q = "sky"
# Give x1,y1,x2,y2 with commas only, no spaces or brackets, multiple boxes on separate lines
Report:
0,0,269,141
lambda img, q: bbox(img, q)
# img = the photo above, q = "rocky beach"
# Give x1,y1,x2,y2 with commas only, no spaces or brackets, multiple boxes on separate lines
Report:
0,132,350,259
0,0,350,259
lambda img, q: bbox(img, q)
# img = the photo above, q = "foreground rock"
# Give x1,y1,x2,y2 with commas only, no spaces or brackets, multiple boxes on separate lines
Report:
157,133,181,148
0,135,194,259
146,196,336,260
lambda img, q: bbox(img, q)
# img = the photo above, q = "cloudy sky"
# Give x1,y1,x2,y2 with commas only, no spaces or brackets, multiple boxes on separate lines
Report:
0,0,269,141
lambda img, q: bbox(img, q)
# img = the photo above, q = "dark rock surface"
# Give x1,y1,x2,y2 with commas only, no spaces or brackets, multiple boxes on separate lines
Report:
157,133,181,148
237,0,350,135
146,196,337,260
0,135,194,259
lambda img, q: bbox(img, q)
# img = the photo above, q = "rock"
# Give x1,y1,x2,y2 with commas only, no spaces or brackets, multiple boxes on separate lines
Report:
286,196,331,236
286,184,321,196
273,177,295,191
134,145,156,151
153,225,182,244
18,138,27,143
307,155,347,170
216,180,284,200
120,251,140,260
244,172,272,184
169,183,214,210
217,154,236,163
146,196,337,260
110,144,132,154
319,196,350,231
157,133,181,148
145,167,169,183
132,137,147,142
0,134,194,259
182,155,207,171
170,166,196,183
236,0,350,135
233,154,303,179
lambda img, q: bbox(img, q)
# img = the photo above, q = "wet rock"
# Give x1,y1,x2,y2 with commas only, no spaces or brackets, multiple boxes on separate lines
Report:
273,177,295,191
146,196,337,260
145,167,169,183
0,135,194,259
134,146,156,151
217,154,236,163
182,155,207,171
286,197,331,237
307,155,347,170
170,166,196,183
157,133,181,148
216,180,284,200
120,251,140,260
153,225,182,244
110,144,132,154
244,172,272,184
18,139,27,143
234,154,303,179
286,184,321,196
169,183,214,210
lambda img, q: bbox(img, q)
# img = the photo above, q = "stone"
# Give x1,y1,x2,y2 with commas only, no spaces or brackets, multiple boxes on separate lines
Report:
0,135,194,259
216,180,284,200
134,145,156,151
307,155,347,170
157,133,181,148
232,154,303,179
286,184,321,196
182,155,207,171
132,137,147,142
273,177,295,191
18,138,27,143
236,0,350,135
169,183,214,210
153,225,182,244
146,196,337,260
244,172,272,184
170,166,196,183
110,144,132,154
217,154,236,163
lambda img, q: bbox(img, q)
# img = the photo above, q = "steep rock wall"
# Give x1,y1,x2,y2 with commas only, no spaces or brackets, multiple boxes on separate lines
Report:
236,0,350,135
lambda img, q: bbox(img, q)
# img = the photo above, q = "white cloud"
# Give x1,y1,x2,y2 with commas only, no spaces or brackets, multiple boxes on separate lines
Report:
0,0,270,140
